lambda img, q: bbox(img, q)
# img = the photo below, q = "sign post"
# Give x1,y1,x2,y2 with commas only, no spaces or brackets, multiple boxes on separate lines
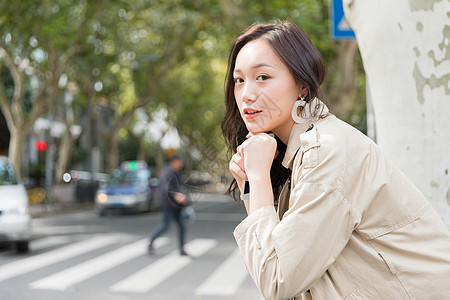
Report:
331,0,355,40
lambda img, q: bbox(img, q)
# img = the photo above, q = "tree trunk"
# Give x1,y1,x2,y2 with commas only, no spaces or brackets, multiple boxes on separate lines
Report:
154,141,165,175
54,128,75,184
136,135,147,162
7,127,25,178
4,114,33,181
327,40,359,120
344,0,450,227
106,132,120,174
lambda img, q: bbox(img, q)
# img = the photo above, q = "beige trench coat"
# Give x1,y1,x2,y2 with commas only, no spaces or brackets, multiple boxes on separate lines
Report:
234,104,450,300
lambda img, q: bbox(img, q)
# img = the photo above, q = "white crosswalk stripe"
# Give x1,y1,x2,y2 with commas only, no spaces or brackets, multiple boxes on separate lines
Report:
195,249,248,297
0,235,257,298
30,235,73,252
0,235,117,282
110,238,217,293
29,237,169,291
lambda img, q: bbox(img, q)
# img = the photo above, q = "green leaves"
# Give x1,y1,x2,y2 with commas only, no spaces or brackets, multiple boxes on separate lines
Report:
1,0,365,177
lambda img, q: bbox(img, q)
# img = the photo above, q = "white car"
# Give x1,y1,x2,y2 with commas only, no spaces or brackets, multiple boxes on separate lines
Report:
0,156,31,252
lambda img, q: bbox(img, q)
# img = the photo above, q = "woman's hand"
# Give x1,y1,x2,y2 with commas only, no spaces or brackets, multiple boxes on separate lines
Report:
229,132,277,202
229,150,248,195
231,132,276,214
239,133,277,181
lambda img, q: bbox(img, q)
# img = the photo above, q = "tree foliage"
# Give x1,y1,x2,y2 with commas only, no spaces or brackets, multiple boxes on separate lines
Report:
0,0,365,183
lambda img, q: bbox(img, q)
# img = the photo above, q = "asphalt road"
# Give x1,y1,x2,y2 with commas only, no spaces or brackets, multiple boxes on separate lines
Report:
0,193,263,300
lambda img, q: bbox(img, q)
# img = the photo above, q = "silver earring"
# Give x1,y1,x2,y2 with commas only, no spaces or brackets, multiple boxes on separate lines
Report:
291,95,309,124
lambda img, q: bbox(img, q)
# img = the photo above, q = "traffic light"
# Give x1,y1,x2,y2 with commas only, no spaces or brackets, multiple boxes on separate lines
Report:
35,140,48,152
128,161,138,170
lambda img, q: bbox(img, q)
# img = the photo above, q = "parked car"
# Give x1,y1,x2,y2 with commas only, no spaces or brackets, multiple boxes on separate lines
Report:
0,156,31,252
95,161,158,215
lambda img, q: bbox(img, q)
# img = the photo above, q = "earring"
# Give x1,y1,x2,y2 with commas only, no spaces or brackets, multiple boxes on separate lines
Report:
291,95,310,124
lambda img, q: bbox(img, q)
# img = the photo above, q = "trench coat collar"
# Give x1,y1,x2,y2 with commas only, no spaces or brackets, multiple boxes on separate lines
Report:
281,98,329,170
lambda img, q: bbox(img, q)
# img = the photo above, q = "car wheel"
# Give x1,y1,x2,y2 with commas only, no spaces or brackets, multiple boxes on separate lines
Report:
16,241,29,253
97,209,106,216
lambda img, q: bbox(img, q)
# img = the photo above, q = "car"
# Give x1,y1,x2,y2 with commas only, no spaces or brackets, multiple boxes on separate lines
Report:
95,161,157,215
0,156,31,252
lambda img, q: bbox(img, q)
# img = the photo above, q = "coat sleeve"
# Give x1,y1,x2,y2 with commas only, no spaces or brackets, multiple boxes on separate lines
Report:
165,172,181,204
233,182,359,299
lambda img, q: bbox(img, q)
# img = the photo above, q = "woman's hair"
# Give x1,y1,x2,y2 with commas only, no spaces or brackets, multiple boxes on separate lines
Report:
221,21,328,201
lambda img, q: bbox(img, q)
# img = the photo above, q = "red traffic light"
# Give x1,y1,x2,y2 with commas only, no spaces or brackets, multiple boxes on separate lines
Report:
35,140,48,152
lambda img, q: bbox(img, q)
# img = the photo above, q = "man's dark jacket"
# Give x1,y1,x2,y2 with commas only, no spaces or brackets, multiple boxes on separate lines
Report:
158,165,186,209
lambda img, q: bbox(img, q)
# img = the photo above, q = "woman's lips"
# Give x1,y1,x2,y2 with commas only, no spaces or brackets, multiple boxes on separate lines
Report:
243,108,262,120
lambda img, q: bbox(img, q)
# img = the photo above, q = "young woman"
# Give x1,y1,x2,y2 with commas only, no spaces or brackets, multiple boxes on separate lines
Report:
222,21,450,300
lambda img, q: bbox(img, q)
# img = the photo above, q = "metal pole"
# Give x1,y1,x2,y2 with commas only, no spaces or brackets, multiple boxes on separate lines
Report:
45,111,54,201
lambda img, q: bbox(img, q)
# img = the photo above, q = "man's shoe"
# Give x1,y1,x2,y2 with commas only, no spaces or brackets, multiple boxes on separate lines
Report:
147,243,154,255
179,249,188,256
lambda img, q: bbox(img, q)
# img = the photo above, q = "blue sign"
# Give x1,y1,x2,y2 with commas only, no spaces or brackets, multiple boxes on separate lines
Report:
331,0,355,39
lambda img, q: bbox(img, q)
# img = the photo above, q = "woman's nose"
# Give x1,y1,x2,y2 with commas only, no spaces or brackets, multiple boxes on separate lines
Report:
241,83,257,103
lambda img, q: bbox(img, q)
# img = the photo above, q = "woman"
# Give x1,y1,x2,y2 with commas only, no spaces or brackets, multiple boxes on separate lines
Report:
222,21,450,300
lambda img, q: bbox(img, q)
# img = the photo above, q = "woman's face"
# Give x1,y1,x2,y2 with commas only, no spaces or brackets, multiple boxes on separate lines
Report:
233,38,302,140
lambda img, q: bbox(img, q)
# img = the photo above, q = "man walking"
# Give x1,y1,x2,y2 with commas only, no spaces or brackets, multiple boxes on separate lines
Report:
148,155,189,256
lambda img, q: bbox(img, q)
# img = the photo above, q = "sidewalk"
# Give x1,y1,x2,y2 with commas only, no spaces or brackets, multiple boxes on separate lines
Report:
29,202,94,218
28,182,95,218
28,182,229,218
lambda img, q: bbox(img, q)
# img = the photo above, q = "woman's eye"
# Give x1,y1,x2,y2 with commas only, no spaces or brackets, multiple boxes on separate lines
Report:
234,78,243,84
257,75,269,81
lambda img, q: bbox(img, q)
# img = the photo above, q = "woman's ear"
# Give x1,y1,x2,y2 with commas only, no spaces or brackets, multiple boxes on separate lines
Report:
300,85,308,95
298,84,308,98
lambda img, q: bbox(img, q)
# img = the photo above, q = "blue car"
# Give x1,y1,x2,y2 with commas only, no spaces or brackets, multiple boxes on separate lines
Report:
95,163,157,215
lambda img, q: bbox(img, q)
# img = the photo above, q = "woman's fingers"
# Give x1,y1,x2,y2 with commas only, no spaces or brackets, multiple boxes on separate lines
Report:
229,153,248,182
232,152,245,169
236,144,244,156
230,163,248,182
239,133,277,179
232,133,275,187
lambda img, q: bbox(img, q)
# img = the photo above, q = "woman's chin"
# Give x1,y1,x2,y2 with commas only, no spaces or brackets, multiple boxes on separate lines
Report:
247,128,269,135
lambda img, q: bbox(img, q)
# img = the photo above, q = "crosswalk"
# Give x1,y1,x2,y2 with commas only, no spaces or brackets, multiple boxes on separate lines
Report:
195,249,249,297
0,235,118,282
0,234,256,298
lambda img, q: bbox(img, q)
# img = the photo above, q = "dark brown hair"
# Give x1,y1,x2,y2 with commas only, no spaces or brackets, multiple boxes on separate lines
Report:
221,21,328,201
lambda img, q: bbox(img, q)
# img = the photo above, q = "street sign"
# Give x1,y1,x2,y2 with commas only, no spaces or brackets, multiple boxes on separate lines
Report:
331,0,355,40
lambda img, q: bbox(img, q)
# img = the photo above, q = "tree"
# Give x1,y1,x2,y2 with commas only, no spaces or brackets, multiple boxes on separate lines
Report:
53,86,82,184
344,0,450,227
0,0,88,179
1,0,368,190
0,110,9,155
124,1,229,172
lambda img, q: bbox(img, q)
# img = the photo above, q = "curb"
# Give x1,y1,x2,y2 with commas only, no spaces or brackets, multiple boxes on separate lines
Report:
30,202,95,218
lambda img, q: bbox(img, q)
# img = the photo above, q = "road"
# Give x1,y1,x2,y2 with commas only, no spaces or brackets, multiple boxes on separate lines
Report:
0,193,263,300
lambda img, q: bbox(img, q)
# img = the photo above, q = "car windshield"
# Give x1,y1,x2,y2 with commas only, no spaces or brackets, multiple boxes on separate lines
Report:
0,162,19,185
108,169,150,186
